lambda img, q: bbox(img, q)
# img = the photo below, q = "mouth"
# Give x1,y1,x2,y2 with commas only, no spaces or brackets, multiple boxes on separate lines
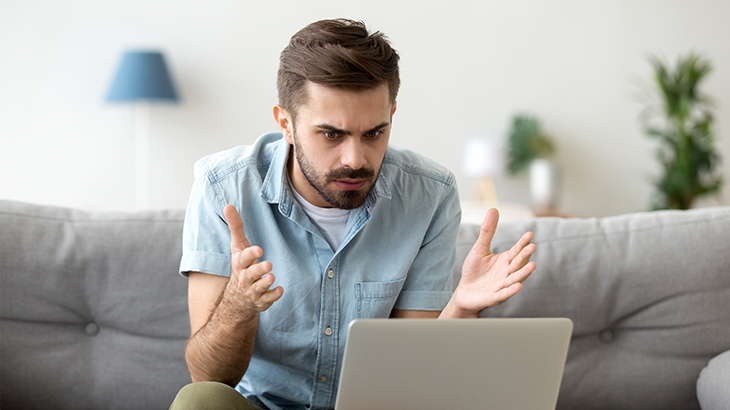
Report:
333,179,367,191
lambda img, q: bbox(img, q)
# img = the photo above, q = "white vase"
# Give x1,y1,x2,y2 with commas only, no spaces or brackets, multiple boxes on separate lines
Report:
529,159,560,211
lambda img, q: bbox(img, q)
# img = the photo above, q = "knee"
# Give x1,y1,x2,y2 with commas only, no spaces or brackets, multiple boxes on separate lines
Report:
170,382,252,410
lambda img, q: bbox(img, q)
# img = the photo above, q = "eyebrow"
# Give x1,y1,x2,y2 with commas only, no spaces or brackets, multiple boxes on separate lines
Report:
315,122,390,136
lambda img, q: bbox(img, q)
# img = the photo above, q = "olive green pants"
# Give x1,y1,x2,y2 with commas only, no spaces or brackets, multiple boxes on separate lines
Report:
169,382,264,410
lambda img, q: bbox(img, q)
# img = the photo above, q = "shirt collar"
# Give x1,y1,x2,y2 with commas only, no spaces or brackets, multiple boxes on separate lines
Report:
259,134,391,210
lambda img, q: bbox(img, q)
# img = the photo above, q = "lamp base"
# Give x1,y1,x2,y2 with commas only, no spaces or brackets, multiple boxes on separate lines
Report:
471,176,498,203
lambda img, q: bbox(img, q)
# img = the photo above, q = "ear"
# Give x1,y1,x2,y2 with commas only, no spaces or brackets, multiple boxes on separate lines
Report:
391,100,397,117
273,105,294,144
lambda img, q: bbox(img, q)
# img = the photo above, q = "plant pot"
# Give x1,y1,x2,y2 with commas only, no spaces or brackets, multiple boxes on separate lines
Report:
529,159,560,211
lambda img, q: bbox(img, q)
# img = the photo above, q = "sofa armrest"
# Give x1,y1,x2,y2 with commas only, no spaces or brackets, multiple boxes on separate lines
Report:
697,350,730,410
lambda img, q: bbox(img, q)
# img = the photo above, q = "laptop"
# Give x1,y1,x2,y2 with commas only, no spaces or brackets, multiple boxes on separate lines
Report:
334,318,573,410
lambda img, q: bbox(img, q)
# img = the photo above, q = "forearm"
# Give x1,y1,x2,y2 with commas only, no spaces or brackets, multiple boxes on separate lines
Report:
185,296,259,386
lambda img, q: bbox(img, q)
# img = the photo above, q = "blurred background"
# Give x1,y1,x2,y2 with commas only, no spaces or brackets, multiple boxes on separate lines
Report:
1,0,729,217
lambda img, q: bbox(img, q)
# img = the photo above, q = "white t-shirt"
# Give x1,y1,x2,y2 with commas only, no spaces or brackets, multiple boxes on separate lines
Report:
290,184,350,251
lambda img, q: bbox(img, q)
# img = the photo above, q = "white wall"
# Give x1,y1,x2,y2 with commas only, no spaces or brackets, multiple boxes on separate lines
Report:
2,0,729,216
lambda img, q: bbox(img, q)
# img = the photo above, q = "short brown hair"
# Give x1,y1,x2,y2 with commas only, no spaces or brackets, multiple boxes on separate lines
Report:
277,19,400,118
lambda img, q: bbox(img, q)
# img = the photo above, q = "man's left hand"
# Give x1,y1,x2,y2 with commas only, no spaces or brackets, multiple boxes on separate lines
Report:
442,208,536,318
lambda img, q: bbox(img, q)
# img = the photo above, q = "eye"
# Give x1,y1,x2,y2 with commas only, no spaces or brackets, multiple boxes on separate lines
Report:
365,130,383,139
322,131,340,140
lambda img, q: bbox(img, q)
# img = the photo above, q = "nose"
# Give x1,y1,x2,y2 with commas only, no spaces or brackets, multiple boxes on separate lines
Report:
340,137,367,170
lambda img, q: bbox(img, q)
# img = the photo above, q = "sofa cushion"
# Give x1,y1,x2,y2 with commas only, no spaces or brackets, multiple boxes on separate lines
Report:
0,201,190,410
454,207,730,410
697,350,730,410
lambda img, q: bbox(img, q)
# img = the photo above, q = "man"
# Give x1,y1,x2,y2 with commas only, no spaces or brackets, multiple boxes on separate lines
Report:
171,19,536,410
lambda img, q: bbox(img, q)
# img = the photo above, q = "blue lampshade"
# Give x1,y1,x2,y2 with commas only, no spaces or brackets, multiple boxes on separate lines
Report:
107,51,179,102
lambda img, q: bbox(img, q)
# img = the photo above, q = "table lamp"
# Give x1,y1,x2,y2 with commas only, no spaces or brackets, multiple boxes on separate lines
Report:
107,50,179,209
462,137,501,203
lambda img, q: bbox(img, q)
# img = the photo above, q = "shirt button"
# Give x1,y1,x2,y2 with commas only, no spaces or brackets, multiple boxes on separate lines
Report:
320,375,329,382
327,269,334,279
324,326,333,336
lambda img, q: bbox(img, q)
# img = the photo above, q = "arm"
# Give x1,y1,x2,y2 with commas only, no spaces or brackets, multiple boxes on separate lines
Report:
184,205,284,386
392,209,535,320
390,309,440,319
439,208,536,319
185,271,254,385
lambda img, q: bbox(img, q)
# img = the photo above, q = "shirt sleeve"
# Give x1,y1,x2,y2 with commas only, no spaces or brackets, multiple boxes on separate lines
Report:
393,178,461,311
179,160,233,278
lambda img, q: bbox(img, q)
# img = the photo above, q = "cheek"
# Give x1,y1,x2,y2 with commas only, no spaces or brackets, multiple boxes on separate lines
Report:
298,142,330,174
367,140,389,167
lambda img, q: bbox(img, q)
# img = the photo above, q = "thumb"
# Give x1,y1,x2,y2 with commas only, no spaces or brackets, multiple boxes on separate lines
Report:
471,208,499,256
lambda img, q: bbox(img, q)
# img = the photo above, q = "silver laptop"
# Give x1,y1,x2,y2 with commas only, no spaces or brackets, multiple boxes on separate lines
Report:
335,318,573,410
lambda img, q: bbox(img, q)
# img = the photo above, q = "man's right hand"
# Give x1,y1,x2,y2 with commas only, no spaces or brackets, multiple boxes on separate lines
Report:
185,205,284,385
223,204,284,313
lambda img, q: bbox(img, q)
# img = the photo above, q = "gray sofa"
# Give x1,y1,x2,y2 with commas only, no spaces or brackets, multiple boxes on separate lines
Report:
1,199,729,409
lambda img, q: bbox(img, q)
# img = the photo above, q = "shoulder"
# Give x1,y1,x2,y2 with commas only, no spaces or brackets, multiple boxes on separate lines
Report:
382,145,456,189
193,132,284,183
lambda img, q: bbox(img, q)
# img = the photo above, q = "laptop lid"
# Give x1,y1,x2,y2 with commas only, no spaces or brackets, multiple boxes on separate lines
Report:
335,318,573,410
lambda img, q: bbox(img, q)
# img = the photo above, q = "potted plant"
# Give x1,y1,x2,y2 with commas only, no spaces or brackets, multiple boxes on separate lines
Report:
506,114,558,211
506,115,555,175
642,52,723,210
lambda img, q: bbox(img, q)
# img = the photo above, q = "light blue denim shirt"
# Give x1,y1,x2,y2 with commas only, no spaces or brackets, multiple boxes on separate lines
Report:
180,132,461,410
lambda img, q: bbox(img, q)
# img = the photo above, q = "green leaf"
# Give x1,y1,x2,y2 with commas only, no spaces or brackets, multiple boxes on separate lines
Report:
641,52,723,210
506,114,556,175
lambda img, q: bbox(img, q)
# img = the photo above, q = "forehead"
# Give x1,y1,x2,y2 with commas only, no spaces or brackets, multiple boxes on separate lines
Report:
295,82,393,129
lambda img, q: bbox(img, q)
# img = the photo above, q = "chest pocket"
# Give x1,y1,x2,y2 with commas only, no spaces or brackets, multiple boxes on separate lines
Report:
355,277,406,318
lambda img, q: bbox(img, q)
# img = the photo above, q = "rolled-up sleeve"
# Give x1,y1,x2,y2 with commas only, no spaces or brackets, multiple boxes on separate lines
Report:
179,160,232,278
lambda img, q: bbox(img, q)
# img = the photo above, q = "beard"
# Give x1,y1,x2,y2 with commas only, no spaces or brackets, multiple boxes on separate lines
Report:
292,132,380,210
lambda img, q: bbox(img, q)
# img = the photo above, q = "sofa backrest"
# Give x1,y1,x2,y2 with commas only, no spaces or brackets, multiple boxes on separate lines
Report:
454,206,730,410
0,201,190,410
3,200,729,410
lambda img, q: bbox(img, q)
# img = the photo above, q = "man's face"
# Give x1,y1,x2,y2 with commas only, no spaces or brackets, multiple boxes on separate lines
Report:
276,82,396,209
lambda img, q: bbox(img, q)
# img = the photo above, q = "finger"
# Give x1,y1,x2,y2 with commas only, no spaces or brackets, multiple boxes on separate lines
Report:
231,245,264,272
224,204,251,252
472,208,500,256
494,282,523,305
506,231,534,261
258,286,284,308
509,242,536,270
504,261,536,287
250,274,284,310
239,260,273,288
253,272,276,293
